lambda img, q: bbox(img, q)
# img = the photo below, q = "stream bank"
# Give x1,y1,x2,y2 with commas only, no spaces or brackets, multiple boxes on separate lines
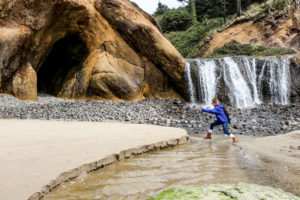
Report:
42,134,300,200
0,120,187,200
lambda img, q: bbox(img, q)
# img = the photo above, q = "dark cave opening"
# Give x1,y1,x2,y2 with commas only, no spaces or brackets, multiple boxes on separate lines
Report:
37,34,88,96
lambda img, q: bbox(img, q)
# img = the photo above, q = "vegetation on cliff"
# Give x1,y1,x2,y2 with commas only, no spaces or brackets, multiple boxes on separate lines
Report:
154,0,298,58
165,18,224,58
208,40,296,57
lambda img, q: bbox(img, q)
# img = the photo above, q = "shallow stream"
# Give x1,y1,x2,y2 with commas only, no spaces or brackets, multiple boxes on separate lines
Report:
43,136,299,200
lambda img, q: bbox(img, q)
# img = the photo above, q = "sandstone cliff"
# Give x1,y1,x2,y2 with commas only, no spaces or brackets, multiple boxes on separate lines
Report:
203,5,300,57
0,0,186,101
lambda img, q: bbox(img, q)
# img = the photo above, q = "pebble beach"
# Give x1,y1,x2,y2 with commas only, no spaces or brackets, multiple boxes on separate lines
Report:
1,94,300,135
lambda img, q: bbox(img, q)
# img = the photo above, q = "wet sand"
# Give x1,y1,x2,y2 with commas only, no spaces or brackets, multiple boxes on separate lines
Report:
238,131,300,196
0,120,187,200
239,131,300,167
1,119,299,200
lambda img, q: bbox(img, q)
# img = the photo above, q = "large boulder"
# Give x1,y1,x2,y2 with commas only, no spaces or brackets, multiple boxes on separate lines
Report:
0,0,186,101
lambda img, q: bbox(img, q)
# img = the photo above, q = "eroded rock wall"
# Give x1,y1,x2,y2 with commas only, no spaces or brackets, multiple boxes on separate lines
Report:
204,10,300,57
291,56,300,103
0,0,186,101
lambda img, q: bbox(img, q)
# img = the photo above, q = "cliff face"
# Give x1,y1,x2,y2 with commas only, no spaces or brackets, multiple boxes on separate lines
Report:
0,0,186,101
204,9,300,57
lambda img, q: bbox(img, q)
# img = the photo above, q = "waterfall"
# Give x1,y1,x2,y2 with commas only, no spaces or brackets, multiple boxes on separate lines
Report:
185,62,196,104
266,58,291,105
222,57,254,108
196,59,217,107
242,57,261,104
279,58,290,105
257,58,269,100
186,57,291,108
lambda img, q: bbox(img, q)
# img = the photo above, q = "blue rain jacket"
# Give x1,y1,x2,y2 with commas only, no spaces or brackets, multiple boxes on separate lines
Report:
202,103,228,123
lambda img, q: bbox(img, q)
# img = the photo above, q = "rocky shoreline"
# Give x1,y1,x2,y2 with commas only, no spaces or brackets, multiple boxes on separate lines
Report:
0,94,300,135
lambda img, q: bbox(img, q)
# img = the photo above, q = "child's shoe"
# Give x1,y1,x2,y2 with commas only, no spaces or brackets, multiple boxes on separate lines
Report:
232,136,238,143
204,133,212,139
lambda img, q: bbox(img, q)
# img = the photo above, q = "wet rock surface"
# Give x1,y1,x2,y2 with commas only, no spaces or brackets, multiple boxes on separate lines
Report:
149,183,300,200
0,94,299,136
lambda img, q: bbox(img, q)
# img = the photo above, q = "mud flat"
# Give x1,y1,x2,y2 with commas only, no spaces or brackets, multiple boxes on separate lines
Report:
0,120,188,200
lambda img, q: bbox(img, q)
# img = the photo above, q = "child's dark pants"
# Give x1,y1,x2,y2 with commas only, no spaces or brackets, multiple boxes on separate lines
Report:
209,121,231,135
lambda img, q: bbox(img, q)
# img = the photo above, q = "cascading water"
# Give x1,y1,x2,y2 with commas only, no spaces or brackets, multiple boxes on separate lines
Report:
241,57,261,105
222,57,254,108
267,58,291,105
185,62,196,104
186,56,291,108
257,58,269,101
196,59,217,107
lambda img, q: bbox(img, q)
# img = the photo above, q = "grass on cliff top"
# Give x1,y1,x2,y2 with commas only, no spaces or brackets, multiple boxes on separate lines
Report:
207,41,296,58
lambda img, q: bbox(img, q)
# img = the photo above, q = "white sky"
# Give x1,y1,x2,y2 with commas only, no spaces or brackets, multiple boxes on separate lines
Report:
130,0,185,14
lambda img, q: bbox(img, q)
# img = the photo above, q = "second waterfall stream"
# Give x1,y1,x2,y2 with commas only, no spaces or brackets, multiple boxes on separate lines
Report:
185,56,291,108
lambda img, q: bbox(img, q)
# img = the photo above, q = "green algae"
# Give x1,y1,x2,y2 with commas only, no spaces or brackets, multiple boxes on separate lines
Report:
148,183,300,200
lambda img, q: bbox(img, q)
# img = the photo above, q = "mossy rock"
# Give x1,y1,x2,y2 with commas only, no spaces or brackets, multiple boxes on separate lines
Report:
148,183,300,200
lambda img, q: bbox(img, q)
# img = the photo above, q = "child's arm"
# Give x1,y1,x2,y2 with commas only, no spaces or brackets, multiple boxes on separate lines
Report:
202,107,218,114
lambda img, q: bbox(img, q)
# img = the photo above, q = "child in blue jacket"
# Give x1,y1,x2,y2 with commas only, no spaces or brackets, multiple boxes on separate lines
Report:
202,97,238,143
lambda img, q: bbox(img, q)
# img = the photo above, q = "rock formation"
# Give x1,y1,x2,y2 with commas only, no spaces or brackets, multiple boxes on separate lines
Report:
0,0,186,101
291,56,300,103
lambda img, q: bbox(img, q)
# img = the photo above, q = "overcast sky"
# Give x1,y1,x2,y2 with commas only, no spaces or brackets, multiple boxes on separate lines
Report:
130,0,185,14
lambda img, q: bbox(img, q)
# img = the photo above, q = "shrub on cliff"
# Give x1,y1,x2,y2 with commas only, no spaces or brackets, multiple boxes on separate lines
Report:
166,18,224,58
208,40,296,57
271,0,288,11
160,8,193,32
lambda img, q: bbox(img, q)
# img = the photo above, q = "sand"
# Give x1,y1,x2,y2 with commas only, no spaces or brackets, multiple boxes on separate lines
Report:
239,131,300,166
238,131,300,196
0,119,187,200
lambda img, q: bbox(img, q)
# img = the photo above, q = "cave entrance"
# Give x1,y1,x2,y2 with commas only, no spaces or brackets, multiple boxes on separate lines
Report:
37,34,88,96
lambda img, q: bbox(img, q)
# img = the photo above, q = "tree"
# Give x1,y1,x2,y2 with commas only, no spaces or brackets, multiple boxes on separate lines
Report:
190,0,197,22
177,0,197,23
160,8,193,32
187,0,266,22
154,2,169,16
237,0,242,16
223,0,227,23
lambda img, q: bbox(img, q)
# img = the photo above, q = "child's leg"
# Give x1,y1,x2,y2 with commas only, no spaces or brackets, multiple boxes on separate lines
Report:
222,123,238,143
222,123,233,137
204,121,221,139
209,121,222,133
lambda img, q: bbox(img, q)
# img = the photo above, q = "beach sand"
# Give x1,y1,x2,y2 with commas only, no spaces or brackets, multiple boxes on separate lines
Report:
239,131,300,196
239,131,300,166
0,120,187,200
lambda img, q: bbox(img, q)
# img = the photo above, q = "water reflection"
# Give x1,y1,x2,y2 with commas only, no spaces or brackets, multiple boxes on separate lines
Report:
43,136,299,200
